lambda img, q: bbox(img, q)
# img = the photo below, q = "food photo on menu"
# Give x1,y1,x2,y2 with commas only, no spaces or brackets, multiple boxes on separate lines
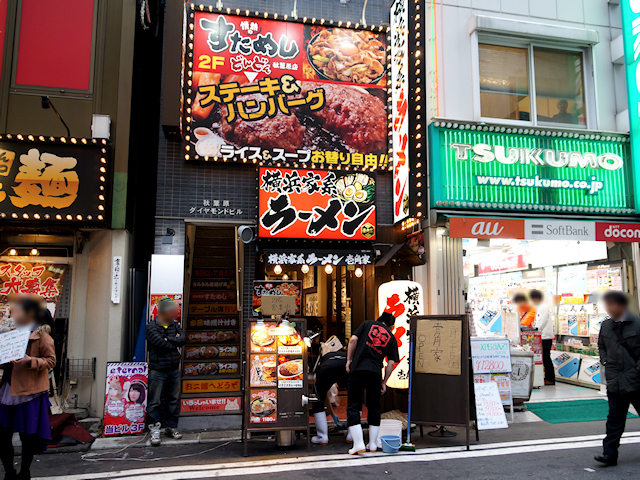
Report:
277,357,304,382
186,13,388,166
250,322,276,352
250,390,277,423
250,354,277,387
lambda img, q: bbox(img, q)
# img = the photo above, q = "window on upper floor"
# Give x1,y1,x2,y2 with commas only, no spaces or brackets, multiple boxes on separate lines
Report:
478,42,588,128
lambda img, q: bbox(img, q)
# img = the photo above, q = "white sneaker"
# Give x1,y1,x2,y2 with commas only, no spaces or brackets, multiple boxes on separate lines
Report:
149,422,162,446
166,427,182,439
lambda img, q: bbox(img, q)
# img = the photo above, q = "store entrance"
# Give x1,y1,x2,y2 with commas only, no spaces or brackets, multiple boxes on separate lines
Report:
463,237,633,400
258,263,371,348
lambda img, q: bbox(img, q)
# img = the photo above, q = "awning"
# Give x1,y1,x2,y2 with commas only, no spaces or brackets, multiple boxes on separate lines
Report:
375,243,425,267
263,248,375,266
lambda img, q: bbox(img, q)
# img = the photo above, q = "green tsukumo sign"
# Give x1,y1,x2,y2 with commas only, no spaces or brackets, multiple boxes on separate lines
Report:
428,123,634,214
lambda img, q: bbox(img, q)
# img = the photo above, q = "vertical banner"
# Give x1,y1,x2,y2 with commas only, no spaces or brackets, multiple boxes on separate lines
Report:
391,0,410,223
111,256,122,304
598,1,640,212
103,362,148,436
378,280,424,388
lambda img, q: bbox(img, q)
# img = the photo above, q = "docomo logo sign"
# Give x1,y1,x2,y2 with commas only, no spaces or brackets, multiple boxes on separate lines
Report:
596,222,640,242
449,217,525,239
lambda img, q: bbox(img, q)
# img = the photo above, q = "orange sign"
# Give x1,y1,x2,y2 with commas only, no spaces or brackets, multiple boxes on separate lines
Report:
182,379,241,393
449,217,525,240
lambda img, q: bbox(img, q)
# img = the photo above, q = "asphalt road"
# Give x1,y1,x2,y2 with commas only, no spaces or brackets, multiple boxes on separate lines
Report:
19,418,640,480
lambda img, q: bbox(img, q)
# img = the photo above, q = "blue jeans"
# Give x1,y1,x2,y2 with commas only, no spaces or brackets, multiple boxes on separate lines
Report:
147,368,181,428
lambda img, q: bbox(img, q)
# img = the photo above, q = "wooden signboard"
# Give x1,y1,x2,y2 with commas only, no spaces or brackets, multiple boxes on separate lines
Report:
410,315,473,450
243,318,309,456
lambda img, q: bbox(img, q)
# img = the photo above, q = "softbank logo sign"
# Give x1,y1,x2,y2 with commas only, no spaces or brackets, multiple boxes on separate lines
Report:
449,217,525,239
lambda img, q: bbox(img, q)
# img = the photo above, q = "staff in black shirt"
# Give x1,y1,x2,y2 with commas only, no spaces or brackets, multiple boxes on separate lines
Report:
346,312,400,454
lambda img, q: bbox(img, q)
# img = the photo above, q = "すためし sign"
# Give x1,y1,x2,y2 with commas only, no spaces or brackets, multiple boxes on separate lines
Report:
103,363,148,436
0,137,109,223
428,123,634,214
258,167,376,240
378,280,424,389
183,11,388,169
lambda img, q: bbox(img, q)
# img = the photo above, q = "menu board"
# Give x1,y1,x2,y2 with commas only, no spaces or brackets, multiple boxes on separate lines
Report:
182,267,241,414
246,318,308,429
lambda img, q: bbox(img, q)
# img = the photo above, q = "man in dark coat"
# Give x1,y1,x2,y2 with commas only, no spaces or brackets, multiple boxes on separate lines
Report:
146,297,185,445
595,291,640,466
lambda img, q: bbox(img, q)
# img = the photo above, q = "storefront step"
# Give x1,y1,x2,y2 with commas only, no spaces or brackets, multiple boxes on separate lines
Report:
91,430,242,450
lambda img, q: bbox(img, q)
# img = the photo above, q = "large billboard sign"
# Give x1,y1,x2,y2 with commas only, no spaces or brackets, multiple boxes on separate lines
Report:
429,123,634,215
258,167,376,240
183,8,389,169
390,0,409,223
0,137,109,223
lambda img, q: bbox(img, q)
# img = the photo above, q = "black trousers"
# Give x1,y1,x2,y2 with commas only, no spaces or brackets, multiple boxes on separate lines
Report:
347,370,382,428
542,339,555,383
603,390,640,457
312,362,349,414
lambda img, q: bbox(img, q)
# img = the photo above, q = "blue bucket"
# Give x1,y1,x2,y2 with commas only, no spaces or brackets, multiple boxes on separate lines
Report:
380,435,401,453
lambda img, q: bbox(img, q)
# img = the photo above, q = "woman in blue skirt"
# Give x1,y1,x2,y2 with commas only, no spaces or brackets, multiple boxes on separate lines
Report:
0,298,55,480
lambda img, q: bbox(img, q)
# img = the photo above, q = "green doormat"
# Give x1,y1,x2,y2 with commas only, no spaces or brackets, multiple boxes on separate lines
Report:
525,399,639,424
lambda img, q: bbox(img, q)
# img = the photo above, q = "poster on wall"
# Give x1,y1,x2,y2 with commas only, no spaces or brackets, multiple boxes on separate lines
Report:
103,362,148,436
0,262,67,326
149,294,183,323
258,167,376,240
390,0,409,223
252,280,301,316
378,280,424,389
183,10,389,169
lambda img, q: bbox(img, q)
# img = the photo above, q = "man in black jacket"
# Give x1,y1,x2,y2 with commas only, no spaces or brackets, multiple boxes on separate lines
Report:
146,297,185,445
595,291,640,466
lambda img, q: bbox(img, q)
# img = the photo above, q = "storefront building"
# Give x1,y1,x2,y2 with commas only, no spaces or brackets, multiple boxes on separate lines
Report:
155,0,426,430
420,3,639,388
0,0,151,419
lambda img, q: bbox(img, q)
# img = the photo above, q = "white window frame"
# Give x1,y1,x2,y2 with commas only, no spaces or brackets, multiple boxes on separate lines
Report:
473,34,597,130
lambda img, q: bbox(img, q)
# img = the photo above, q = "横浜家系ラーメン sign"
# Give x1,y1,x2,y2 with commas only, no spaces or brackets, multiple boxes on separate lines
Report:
428,123,635,215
